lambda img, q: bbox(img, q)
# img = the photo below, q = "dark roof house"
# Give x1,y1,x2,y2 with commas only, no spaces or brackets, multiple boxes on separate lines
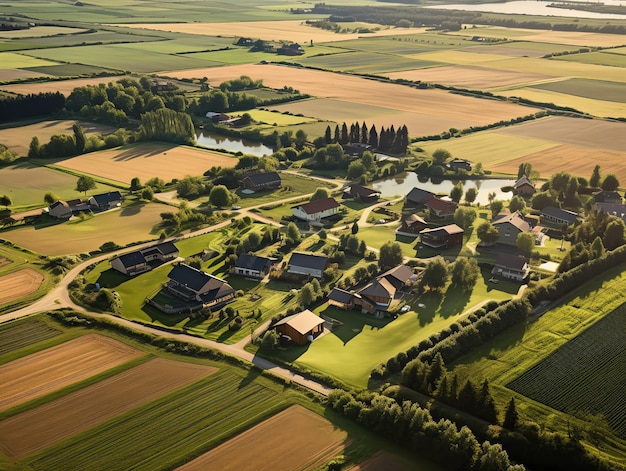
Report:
241,172,281,191
593,191,622,204
540,206,579,226
592,202,626,222
287,252,329,278
233,253,276,279
425,197,458,220
514,176,536,196
166,263,235,307
396,213,429,237
492,254,530,281
449,158,472,172
492,211,531,246
110,241,179,276
88,191,122,210
406,187,436,206
48,200,73,219
420,224,464,249
344,184,380,203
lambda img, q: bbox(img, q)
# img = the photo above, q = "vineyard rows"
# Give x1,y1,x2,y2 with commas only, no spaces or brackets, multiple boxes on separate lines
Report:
0,320,61,356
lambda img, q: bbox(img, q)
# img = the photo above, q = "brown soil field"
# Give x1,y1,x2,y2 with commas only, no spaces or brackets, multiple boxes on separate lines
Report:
0,75,130,98
115,20,428,44
57,142,238,184
0,69,49,83
0,120,118,156
387,65,552,89
177,405,349,471
348,451,419,471
168,64,536,134
0,268,44,305
0,334,142,412
0,358,215,459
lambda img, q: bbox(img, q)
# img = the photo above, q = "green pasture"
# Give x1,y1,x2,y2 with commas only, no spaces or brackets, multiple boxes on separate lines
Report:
0,52,59,69
0,201,164,256
554,51,626,68
608,46,626,55
321,37,463,55
113,36,236,54
490,41,574,54
235,173,334,208
7,31,161,50
530,78,626,104
0,162,120,211
298,50,443,74
270,121,337,140
0,26,89,39
19,44,221,74
446,27,535,39
232,109,318,127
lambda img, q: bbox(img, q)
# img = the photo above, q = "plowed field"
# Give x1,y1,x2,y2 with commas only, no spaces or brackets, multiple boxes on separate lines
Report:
0,269,44,305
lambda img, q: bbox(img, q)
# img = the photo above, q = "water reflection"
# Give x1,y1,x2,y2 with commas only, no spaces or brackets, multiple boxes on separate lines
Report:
196,132,273,157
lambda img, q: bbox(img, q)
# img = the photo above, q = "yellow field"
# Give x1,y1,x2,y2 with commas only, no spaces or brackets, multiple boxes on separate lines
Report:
56,142,238,184
0,75,132,97
0,26,89,39
0,52,60,69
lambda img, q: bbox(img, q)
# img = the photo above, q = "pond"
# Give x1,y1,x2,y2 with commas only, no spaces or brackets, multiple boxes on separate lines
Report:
196,131,273,157
371,172,517,205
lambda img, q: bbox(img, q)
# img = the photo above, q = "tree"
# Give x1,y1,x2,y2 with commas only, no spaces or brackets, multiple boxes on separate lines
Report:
286,222,301,242
130,177,142,191
0,194,11,208
420,256,448,292
450,183,463,203
516,232,534,253
261,329,279,350
432,148,451,166
209,184,232,208
589,165,601,188
464,187,477,205
378,241,403,271
601,174,620,192
477,222,499,245
141,186,154,201
517,162,532,179
72,123,86,154
454,207,477,229
450,257,479,291
490,200,503,219
508,196,526,213
75,175,96,195
295,129,307,150
603,219,626,250
351,221,359,234
299,282,315,306
43,192,58,205
347,161,366,180
310,187,329,202
28,136,40,158
503,397,518,430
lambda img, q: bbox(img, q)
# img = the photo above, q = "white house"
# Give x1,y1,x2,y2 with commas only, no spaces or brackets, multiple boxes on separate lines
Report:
291,197,340,222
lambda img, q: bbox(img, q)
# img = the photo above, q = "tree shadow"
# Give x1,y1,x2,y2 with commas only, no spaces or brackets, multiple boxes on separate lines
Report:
120,201,147,217
440,284,471,318
413,291,442,326
319,305,392,346
237,365,263,389
95,268,129,289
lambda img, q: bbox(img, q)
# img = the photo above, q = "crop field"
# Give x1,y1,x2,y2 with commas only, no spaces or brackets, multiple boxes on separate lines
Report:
0,68,48,82
350,451,418,471
24,369,290,471
0,269,44,306
0,334,142,412
529,78,626,103
178,405,348,471
326,36,470,55
451,27,626,47
0,120,118,157
554,51,626,68
0,26,89,39
0,358,215,459
56,142,238,184
111,36,237,55
0,201,165,256
298,51,443,74
234,109,318,127
0,75,130,96
507,305,626,438
0,319,61,357
6,31,160,50
459,41,573,58
0,52,60,69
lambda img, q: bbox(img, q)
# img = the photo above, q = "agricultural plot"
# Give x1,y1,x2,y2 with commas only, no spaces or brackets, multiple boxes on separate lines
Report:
6,31,161,50
507,305,626,438
0,75,131,96
0,358,215,459
459,41,573,58
56,142,237,184
0,334,142,412
0,319,61,357
0,201,165,256
451,27,626,47
326,36,468,55
0,26,89,39
178,405,348,471
0,68,48,82
0,269,44,306
529,78,626,103
24,369,289,471
111,36,238,55
350,451,419,471
554,51,626,68
0,52,60,69
298,50,443,74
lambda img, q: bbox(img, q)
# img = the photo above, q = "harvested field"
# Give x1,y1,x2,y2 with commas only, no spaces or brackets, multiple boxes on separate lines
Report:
386,64,552,89
0,75,130,97
57,142,237,184
0,26,89,39
0,334,142,412
0,358,215,459
0,69,49,82
349,451,418,471
116,20,427,44
0,269,44,306
177,405,348,471
0,120,117,156
0,319,61,357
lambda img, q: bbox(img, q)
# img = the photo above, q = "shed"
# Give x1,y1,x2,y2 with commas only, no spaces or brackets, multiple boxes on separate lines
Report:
274,309,325,345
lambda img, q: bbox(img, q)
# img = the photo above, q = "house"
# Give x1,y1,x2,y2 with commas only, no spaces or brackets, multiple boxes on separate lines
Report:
88,191,122,210
48,200,72,219
166,263,235,308
343,184,380,203
233,253,276,279
593,191,622,204
540,206,579,226
328,287,359,310
396,213,429,237
274,309,324,345
424,197,458,221
241,172,281,191
492,211,530,246
277,43,304,55
291,197,340,222
287,252,329,279
491,254,530,281
419,224,464,249
406,187,436,206
236,37,253,46
514,176,536,196
205,111,232,124
110,241,179,276
592,202,626,222
342,142,372,156
449,158,472,172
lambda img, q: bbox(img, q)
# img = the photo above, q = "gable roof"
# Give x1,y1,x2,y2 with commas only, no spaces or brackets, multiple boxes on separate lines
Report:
347,184,379,198
244,172,281,186
492,211,530,232
359,277,396,300
592,202,626,220
541,206,579,224
117,251,146,268
167,263,229,293
288,252,328,271
404,214,427,226
328,287,359,304
154,241,179,256
292,197,340,215
91,191,122,205
494,254,528,271
235,253,275,271
425,197,458,212
379,264,413,285
49,200,69,210
274,309,324,335
420,224,464,236
406,187,436,205
514,175,535,189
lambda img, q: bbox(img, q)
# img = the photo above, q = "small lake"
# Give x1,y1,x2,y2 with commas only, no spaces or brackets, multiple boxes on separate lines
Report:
427,0,626,19
196,131,273,157
372,172,517,205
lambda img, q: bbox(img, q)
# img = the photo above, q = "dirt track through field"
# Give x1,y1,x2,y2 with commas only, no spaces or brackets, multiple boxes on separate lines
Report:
177,405,348,471
0,334,142,412
0,269,44,305
348,451,417,471
0,357,215,459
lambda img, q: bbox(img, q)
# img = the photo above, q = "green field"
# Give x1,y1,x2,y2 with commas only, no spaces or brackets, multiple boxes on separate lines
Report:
5,31,160,50
554,51,626,68
0,318,61,356
507,304,626,438
299,50,443,74
530,77,626,103
0,52,60,69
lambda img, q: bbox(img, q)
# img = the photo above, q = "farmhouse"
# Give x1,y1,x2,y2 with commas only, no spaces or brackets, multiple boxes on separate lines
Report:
205,111,232,124
291,197,340,222
406,187,436,206
492,211,531,246
395,213,429,237
540,206,579,226
419,224,464,249
241,172,281,191
274,309,325,345
166,263,235,308
110,241,179,276
277,43,304,56
88,191,122,210
424,197,458,221
233,253,276,279
449,158,472,172
514,176,536,196
48,200,72,219
491,254,530,281
328,287,360,310
342,142,372,156
592,202,626,222
593,191,622,204
287,252,328,278
343,184,380,203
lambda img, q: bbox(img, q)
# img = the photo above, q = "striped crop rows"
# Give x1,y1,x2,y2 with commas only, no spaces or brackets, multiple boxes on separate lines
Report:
0,320,61,356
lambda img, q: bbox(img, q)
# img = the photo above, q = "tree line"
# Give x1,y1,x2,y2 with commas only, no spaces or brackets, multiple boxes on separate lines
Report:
0,92,65,123
323,121,409,154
